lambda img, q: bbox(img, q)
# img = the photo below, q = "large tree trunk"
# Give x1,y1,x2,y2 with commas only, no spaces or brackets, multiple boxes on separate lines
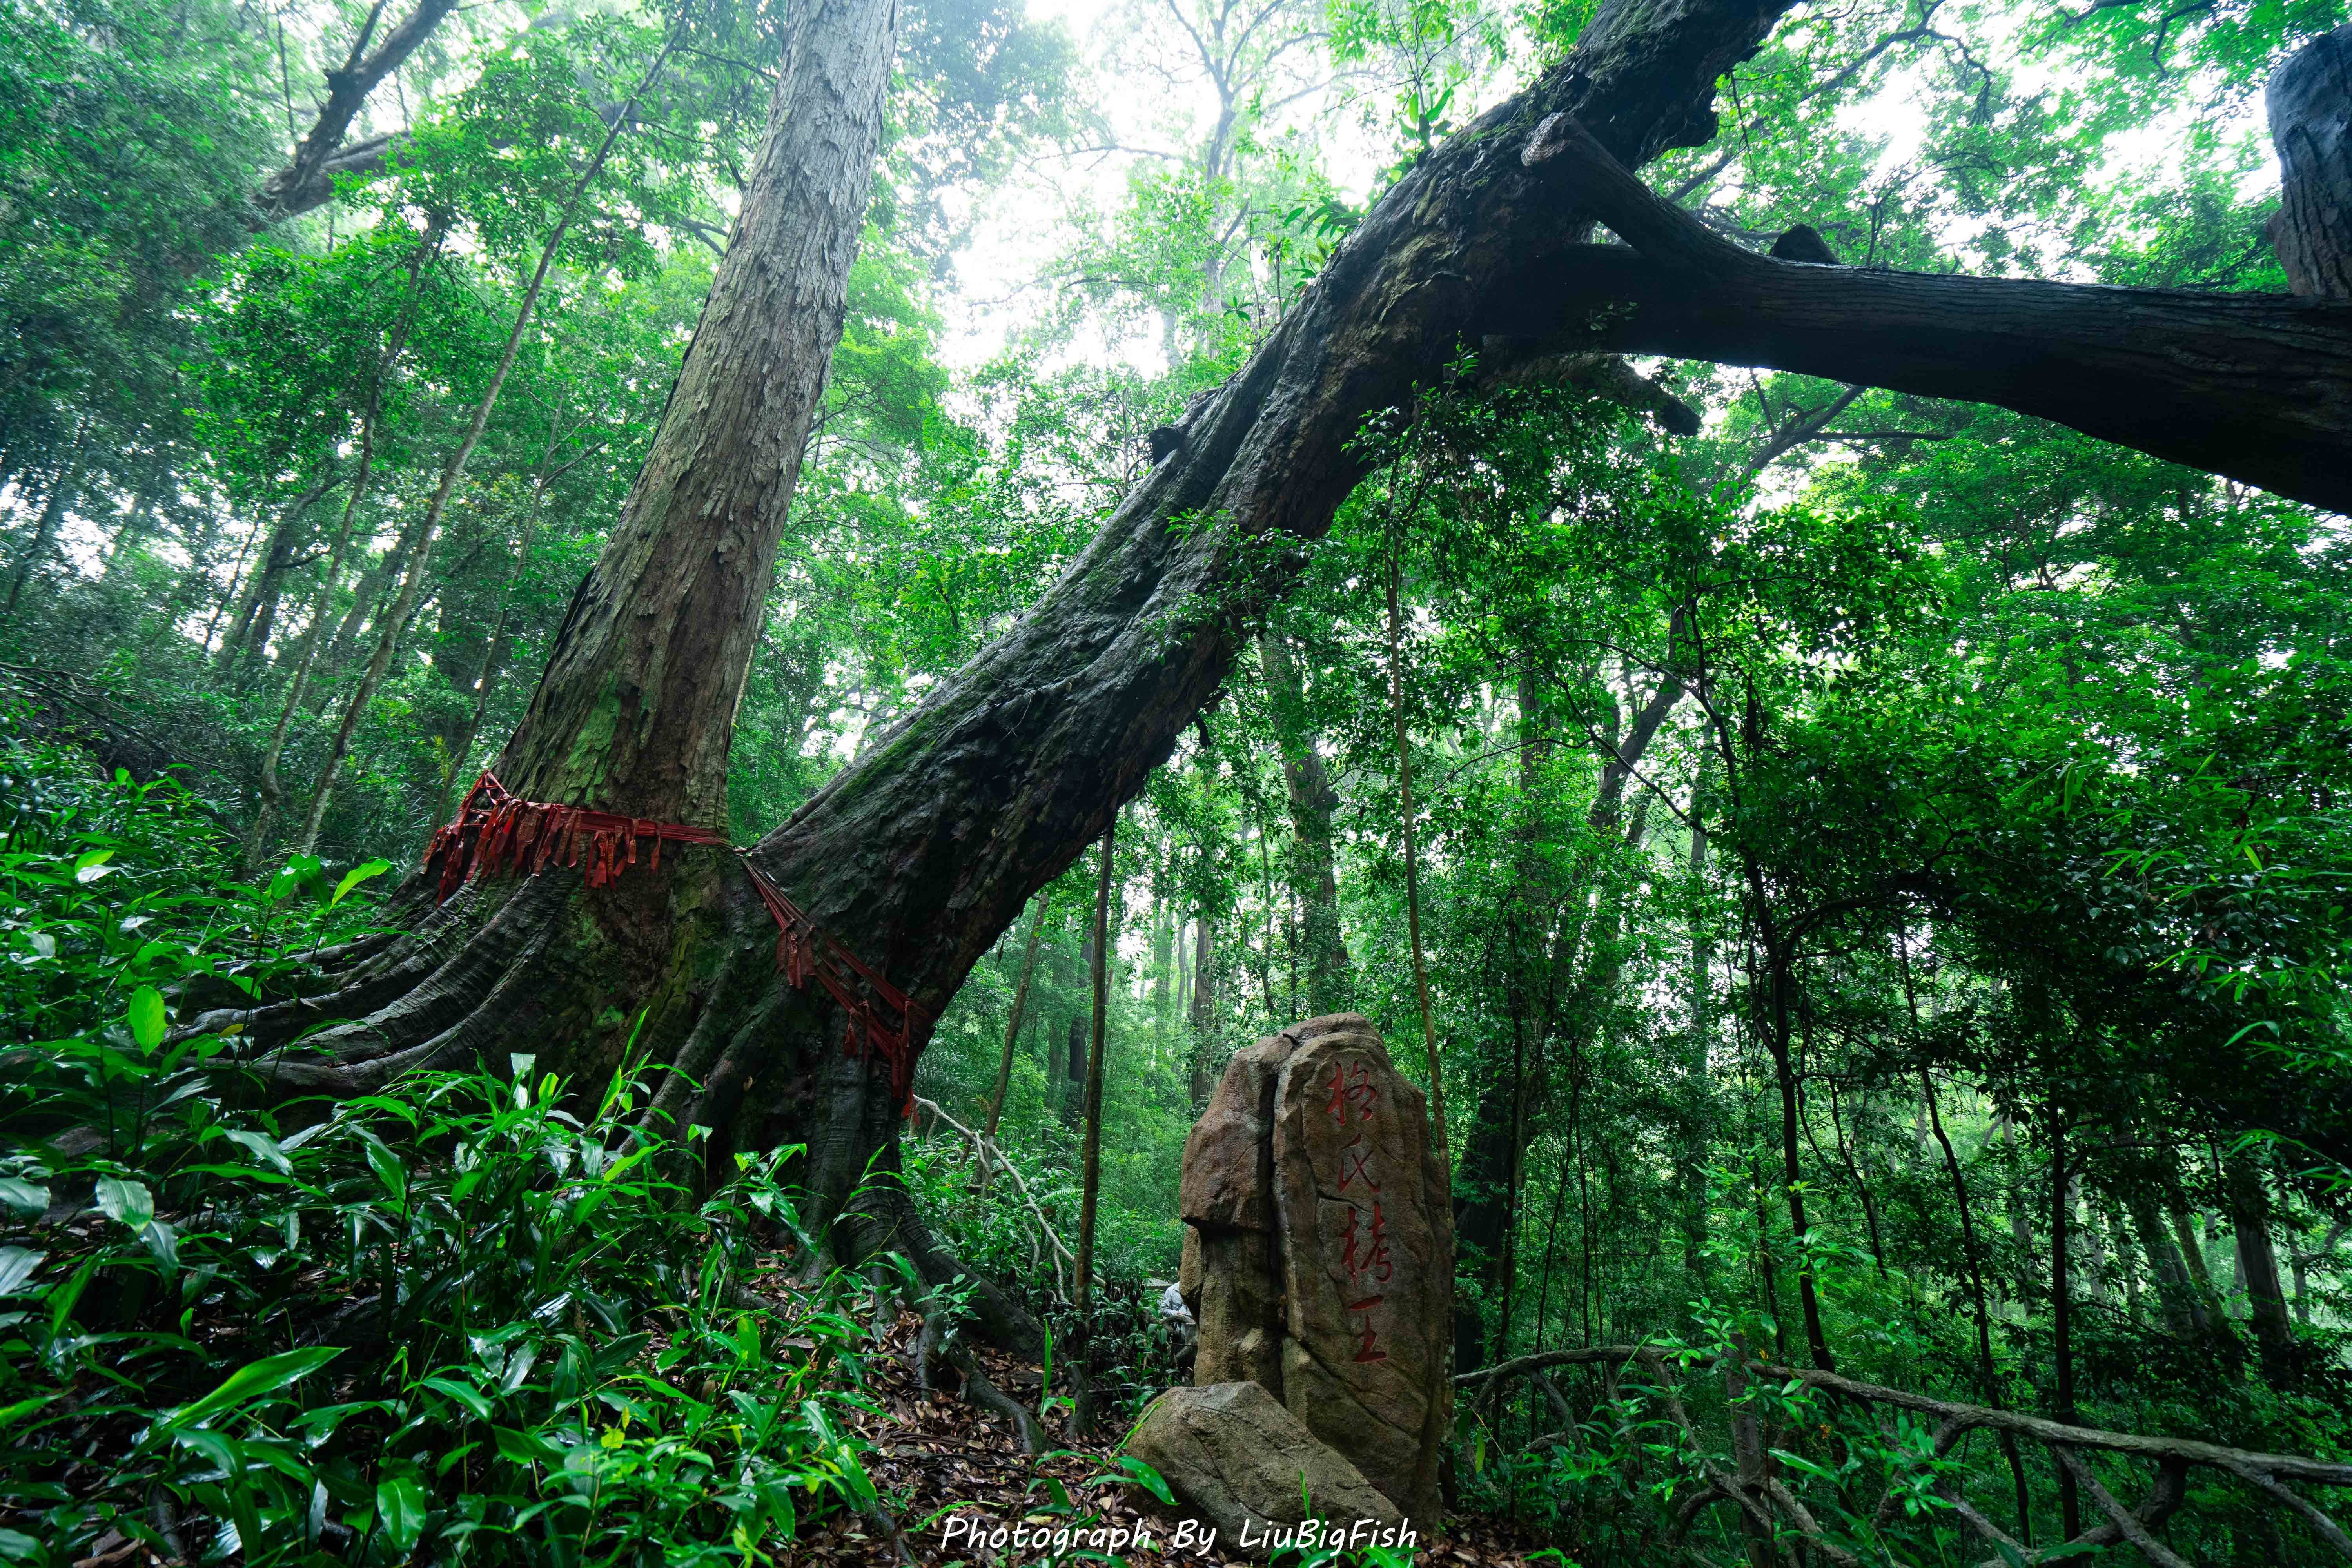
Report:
2269,25,2352,301
216,0,898,1163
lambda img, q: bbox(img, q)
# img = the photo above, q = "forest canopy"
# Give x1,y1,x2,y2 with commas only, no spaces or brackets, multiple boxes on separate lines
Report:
4,0,2351,1561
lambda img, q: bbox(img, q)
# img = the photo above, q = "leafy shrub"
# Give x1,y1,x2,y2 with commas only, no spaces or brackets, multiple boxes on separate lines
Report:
0,736,885,1564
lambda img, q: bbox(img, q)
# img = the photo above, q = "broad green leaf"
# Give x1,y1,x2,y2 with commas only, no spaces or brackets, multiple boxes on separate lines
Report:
1107,1454,1174,1506
223,1129,294,1174
0,1180,48,1216
164,1345,344,1430
377,1474,428,1552
0,1250,43,1298
0,1396,56,1432
420,1377,494,1419
330,859,393,908
126,985,166,1052
94,1177,154,1230
495,1425,563,1465
364,1138,407,1205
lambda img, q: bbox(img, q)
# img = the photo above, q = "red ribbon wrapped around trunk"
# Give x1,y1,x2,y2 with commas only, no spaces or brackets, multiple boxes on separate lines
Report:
421,771,932,1110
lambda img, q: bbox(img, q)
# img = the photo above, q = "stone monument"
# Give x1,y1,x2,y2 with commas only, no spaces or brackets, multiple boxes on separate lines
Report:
1169,1013,1453,1534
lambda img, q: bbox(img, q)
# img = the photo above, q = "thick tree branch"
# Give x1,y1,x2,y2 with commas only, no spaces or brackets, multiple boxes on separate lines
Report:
254,0,461,221
1480,113,2352,512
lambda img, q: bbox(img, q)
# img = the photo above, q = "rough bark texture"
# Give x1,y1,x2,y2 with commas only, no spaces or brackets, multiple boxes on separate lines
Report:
1466,104,2352,508
1488,241,2352,512
493,0,897,827
2269,25,2352,301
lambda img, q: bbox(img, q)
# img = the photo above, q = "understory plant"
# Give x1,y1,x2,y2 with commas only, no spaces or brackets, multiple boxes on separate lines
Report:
0,737,883,1564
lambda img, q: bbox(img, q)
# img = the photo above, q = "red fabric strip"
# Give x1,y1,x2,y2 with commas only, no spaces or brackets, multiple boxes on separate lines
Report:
421,770,932,1109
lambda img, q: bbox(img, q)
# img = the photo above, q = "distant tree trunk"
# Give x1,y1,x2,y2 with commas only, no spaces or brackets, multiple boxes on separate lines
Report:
4,421,89,616
1071,821,1116,1436
1385,537,1448,1157
1258,631,1348,1012
1063,934,1091,1128
2051,1116,2081,1540
2131,1189,2206,1339
1678,749,1714,1276
984,893,1049,1140
1188,914,1217,1105
2165,1184,2245,1376
2297,1222,2347,1322
2269,25,2352,300
1922,1065,2031,1544
1455,659,1680,1370
2223,1156,2297,1382
220,509,317,684
245,238,439,871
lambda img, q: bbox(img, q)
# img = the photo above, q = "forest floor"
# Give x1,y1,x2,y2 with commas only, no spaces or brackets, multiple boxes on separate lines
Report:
806,1310,1552,1568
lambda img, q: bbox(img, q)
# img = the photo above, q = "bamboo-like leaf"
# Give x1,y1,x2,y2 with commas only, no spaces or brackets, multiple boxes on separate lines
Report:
163,1345,344,1431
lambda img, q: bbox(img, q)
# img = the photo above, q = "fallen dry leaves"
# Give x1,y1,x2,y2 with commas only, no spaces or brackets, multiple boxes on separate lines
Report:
793,1311,1555,1568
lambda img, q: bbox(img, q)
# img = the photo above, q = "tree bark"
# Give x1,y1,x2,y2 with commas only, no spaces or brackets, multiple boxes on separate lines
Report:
489,0,891,828
1258,631,1348,1013
2269,25,2352,301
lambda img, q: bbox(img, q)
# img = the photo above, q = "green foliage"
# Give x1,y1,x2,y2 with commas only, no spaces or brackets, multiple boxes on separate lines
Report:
0,740,884,1562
